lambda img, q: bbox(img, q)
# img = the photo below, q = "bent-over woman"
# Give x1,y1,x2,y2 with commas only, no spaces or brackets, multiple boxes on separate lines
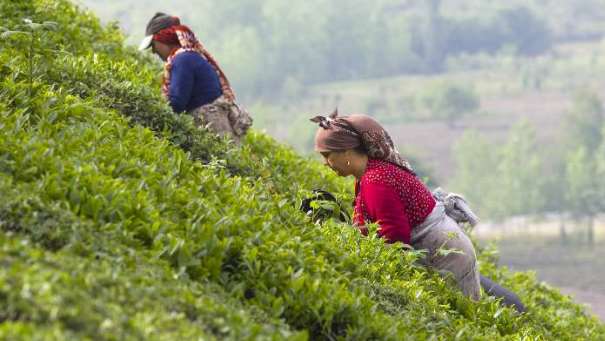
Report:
139,13,252,142
311,110,481,300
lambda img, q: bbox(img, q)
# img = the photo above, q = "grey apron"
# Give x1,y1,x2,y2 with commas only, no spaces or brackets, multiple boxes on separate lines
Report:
411,202,481,300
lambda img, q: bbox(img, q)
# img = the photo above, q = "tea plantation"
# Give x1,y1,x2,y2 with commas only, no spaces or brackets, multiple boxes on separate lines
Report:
0,1,603,340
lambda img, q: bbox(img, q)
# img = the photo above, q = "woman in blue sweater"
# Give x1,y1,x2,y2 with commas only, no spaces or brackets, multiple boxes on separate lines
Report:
139,13,252,142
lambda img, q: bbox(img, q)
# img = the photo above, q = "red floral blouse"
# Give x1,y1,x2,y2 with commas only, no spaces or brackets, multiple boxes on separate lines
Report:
354,159,436,244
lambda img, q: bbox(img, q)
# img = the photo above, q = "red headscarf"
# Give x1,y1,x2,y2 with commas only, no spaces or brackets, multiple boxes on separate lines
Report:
154,23,236,102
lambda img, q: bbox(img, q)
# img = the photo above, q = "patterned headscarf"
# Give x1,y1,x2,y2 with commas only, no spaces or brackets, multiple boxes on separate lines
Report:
311,109,415,174
154,23,236,102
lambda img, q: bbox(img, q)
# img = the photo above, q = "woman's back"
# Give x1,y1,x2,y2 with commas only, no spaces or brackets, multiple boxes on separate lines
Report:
168,51,222,113
354,158,436,244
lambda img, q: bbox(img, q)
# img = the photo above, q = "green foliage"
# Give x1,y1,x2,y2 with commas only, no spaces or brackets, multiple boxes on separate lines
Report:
561,92,605,241
494,121,546,217
420,82,480,126
0,233,300,340
451,122,546,220
1,18,58,104
565,147,603,218
565,91,604,154
0,0,603,339
451,131,496,212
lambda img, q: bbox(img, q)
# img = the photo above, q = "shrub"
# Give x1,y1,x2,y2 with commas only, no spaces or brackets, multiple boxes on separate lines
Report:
0,0,602,339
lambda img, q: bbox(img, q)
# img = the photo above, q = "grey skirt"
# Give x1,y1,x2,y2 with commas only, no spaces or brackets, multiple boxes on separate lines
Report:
411,203,481,300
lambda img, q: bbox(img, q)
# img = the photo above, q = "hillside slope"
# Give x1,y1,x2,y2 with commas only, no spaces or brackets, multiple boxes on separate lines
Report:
0,1,603,340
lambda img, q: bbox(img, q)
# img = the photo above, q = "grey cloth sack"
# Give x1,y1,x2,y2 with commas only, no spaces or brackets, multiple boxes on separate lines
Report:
432,187,479,227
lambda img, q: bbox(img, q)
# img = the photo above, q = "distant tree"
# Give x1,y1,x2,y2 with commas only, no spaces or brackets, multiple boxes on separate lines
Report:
563,92,605,245
451,121,545,221
496,6,552,56
422,0,446,72
450,130,497,218
492,120,546,219
565,91,604,153
565,147,602,245
539,153,570,243
420,82,479,127
596,126,605,209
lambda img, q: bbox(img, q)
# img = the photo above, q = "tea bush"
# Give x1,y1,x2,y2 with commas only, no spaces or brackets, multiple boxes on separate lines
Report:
0,0,603,339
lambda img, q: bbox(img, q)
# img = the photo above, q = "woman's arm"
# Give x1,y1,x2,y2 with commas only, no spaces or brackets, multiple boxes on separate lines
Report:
361,182,411,244
168,54,195,113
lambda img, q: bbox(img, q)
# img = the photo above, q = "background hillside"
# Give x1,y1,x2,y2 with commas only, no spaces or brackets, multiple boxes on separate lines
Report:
0,0,604,338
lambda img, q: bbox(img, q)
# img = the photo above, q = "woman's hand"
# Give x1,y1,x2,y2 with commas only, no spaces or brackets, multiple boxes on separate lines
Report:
356,225,369,236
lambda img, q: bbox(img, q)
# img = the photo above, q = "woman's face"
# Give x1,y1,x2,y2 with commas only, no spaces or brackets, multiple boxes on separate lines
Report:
320,150,352,177
151,40,173,61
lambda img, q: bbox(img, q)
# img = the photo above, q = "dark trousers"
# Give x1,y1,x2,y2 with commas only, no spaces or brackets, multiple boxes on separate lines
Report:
480,275,527,313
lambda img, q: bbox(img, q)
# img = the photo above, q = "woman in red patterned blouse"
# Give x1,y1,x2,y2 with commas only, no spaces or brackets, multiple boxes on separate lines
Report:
311,110,481,300
353,158,436,244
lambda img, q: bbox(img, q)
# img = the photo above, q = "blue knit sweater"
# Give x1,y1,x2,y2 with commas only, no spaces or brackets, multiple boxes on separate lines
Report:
168,51,223,113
